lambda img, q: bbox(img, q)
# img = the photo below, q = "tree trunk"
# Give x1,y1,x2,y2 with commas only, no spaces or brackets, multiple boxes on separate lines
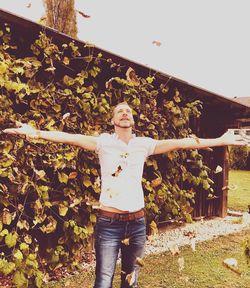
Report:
43,0,78,38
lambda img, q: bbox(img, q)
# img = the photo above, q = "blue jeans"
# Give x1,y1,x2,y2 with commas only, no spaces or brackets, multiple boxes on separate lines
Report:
93,215,146,288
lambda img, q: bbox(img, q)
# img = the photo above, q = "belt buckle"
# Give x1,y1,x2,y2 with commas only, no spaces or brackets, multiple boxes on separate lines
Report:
119,213,130,221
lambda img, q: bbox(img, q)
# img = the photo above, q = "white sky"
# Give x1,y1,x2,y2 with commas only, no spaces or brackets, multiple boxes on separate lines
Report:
1,0,250,98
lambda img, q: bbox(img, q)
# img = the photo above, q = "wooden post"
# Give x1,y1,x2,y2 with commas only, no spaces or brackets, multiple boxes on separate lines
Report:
217,147,229,217
220,146,229,217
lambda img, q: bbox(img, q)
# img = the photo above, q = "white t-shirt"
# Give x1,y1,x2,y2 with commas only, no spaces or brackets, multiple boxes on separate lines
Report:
96,133,157,212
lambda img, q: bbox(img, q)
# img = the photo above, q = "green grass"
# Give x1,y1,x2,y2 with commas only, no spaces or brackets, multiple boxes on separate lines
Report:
46,228,250,288
228,170,250,211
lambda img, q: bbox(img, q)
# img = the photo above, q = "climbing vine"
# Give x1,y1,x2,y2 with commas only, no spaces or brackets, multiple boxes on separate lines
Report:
0,22,213,287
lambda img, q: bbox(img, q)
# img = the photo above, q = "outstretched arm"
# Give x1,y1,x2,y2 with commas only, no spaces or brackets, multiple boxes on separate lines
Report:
3,122,97,151
153,130,247,155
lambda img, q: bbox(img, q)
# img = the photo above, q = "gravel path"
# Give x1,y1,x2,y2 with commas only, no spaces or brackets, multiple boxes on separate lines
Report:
145,212,250,255
81,212,250,270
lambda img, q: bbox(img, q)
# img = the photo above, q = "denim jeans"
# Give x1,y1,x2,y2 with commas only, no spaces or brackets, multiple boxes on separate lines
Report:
93,215,146,288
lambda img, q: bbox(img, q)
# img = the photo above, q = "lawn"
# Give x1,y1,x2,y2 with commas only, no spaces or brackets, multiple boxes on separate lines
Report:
46,228,250,288
228,170,250,212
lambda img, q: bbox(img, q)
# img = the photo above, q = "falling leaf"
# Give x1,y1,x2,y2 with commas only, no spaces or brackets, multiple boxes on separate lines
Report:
26,3,31,8
215,165,223,174
120,152,129,159
121,238,130,246
126,67,140,86
177,257,185,272
152,40,162,46
77,10,91,18
112,165,123,177
126,270,136,286
169,242,180,256
223,258,241,275
190,238,196,252
136,257,145,267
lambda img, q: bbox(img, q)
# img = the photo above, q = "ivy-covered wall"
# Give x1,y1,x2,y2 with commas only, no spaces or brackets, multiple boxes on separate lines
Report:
0,21,215,287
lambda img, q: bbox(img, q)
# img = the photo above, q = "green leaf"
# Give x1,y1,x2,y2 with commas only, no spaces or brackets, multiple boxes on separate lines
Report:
13,271,28,288
2,159,13,167
13,249,23,260
20,242,29,251
5,231,18,248
35,271,43,288
0,228,8,237
0,259,15,275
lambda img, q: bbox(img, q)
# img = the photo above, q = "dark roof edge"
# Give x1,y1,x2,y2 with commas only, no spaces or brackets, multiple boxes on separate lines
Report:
0,8,249,112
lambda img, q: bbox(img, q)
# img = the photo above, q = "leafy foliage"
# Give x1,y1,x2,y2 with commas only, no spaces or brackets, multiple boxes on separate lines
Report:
0,22,214,286
229,146,249,170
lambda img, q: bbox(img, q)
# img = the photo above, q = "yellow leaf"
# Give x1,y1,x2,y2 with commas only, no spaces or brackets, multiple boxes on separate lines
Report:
63,56,70,65
58,172,68,184
126,270,136,286
90,213,96,223
24,234,32,244
83,176,92,188
34,169,46,180
0,62,8,74
40,216,57,234
17,219,30,230
136,257,145,267
151,177,162,188
59,203,68,216
121,238,130,246
52,104,61,112
149,221,158,235
2,209,12,225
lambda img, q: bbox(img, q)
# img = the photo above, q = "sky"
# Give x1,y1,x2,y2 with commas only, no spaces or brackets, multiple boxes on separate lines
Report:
1,0,250,98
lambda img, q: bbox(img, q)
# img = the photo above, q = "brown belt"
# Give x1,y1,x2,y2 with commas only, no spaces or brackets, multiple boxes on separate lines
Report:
98,209,145,221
